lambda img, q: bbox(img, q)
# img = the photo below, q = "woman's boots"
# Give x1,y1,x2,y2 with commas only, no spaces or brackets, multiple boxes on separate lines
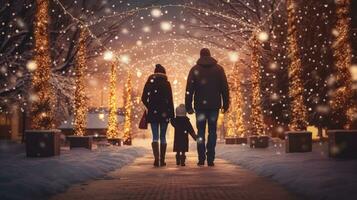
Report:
160,143,167,166
152,142,167,167
151,142,159,167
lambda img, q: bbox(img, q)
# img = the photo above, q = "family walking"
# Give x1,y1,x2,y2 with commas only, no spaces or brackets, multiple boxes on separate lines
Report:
141,48,230,167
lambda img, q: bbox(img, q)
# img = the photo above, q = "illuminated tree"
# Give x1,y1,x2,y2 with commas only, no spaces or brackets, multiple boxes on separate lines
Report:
30,0,55,129
286,0,308,131
330,0,355,129
226,62,245,137
73,27,88,136
107,60,119,139
250,35,265,135
123,73,133,144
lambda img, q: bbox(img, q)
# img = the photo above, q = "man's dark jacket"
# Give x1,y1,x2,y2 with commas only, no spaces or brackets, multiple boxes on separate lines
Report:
185,56,230,112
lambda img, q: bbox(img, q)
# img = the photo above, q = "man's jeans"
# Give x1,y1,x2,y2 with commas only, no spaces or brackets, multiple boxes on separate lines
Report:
150,122,168,144
195,110,219,163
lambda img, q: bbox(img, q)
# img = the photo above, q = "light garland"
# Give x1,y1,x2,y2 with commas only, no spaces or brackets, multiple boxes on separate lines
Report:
30,0,55,130
73,26,88,136
286,0,308,131
331,0,354,129
226,62,245,137
250,35,265,135
106,60,119,139
123,73,133,144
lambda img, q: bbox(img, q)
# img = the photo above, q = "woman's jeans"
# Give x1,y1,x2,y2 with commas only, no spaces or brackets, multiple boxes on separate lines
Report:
195,110,219,163
150,122,168,144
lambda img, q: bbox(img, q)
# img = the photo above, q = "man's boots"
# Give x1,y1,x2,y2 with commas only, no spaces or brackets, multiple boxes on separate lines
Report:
160,143,167,166
151,142,159,167
180,155,186,166
175,153,180,166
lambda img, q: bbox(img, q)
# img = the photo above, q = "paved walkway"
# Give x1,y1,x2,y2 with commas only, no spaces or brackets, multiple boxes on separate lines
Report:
52,152,299,200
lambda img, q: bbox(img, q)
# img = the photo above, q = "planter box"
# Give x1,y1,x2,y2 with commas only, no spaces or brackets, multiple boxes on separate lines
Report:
91,135,107,142
108,138,122,146
67,136,93,150
123,138,132,146
237,137,248,144
328,130,357,159
225,137,237,144
25,130,61,157
285,131,312,153
225,137,248,145
249,136,269,148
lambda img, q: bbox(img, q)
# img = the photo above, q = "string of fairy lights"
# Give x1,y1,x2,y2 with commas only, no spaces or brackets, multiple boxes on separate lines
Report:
286,0,308,131
73,26,88,136
31,0,55,129
331,0,354,129
123,73,133,144
29,0,355,136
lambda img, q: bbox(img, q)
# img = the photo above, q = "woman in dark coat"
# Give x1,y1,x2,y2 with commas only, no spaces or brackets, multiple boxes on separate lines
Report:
171,104,197,166
141,64,174,167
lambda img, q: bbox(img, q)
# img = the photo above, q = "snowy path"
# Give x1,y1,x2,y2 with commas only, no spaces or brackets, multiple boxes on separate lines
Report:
51,152,299,200
0,142,147,200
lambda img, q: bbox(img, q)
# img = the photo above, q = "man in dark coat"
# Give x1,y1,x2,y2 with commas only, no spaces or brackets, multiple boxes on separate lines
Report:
142,64,174,167
185,48,229,166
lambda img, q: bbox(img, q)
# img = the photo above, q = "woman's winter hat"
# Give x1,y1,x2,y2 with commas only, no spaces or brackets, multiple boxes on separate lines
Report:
200,48,211,57
176,104,187,117
154,64,166,74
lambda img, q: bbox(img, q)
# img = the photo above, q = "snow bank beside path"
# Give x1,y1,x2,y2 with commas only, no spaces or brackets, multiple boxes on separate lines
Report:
216,142,357,200
0,141,147,200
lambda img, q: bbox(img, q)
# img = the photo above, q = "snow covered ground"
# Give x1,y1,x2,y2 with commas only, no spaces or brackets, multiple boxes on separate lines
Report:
216,141,357,200
0,141,147,200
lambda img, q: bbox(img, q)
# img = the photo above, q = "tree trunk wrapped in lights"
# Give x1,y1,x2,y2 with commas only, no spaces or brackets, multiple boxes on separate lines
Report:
107,60,119,139
73,27,88,136
123,73,133,144
30,0,55,129
250,36,265,135
331,0,355,129
227,62,245,137
286,0,308,131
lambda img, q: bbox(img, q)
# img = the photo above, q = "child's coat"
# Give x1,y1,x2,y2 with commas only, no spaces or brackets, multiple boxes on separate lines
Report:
171,116,197,152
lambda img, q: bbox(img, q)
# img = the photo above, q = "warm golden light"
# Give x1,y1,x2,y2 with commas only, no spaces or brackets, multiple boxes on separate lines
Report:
73,27,88,137
250,35,265,135
107,60,119,139
330,0,354,128
103,51,114,61
120,54,131,64
257,31,269,42
26,60,38,72
350,65,357,81
151,8,162,18
160,21,172,31
228,52,239,63
123,73,133,144
30,0,55,129
286,0,308,131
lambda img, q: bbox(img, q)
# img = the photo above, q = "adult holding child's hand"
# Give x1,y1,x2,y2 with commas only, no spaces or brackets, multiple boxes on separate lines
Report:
185,48,230,167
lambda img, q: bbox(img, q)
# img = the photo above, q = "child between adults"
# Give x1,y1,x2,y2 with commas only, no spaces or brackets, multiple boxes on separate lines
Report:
170,104,197,166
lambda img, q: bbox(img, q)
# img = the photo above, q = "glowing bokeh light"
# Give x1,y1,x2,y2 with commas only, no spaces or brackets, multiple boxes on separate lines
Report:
103,51,114,61
26,60,38,71
151,8,162,18
160,21,172,31
257,31,269,42
228,52,239,62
